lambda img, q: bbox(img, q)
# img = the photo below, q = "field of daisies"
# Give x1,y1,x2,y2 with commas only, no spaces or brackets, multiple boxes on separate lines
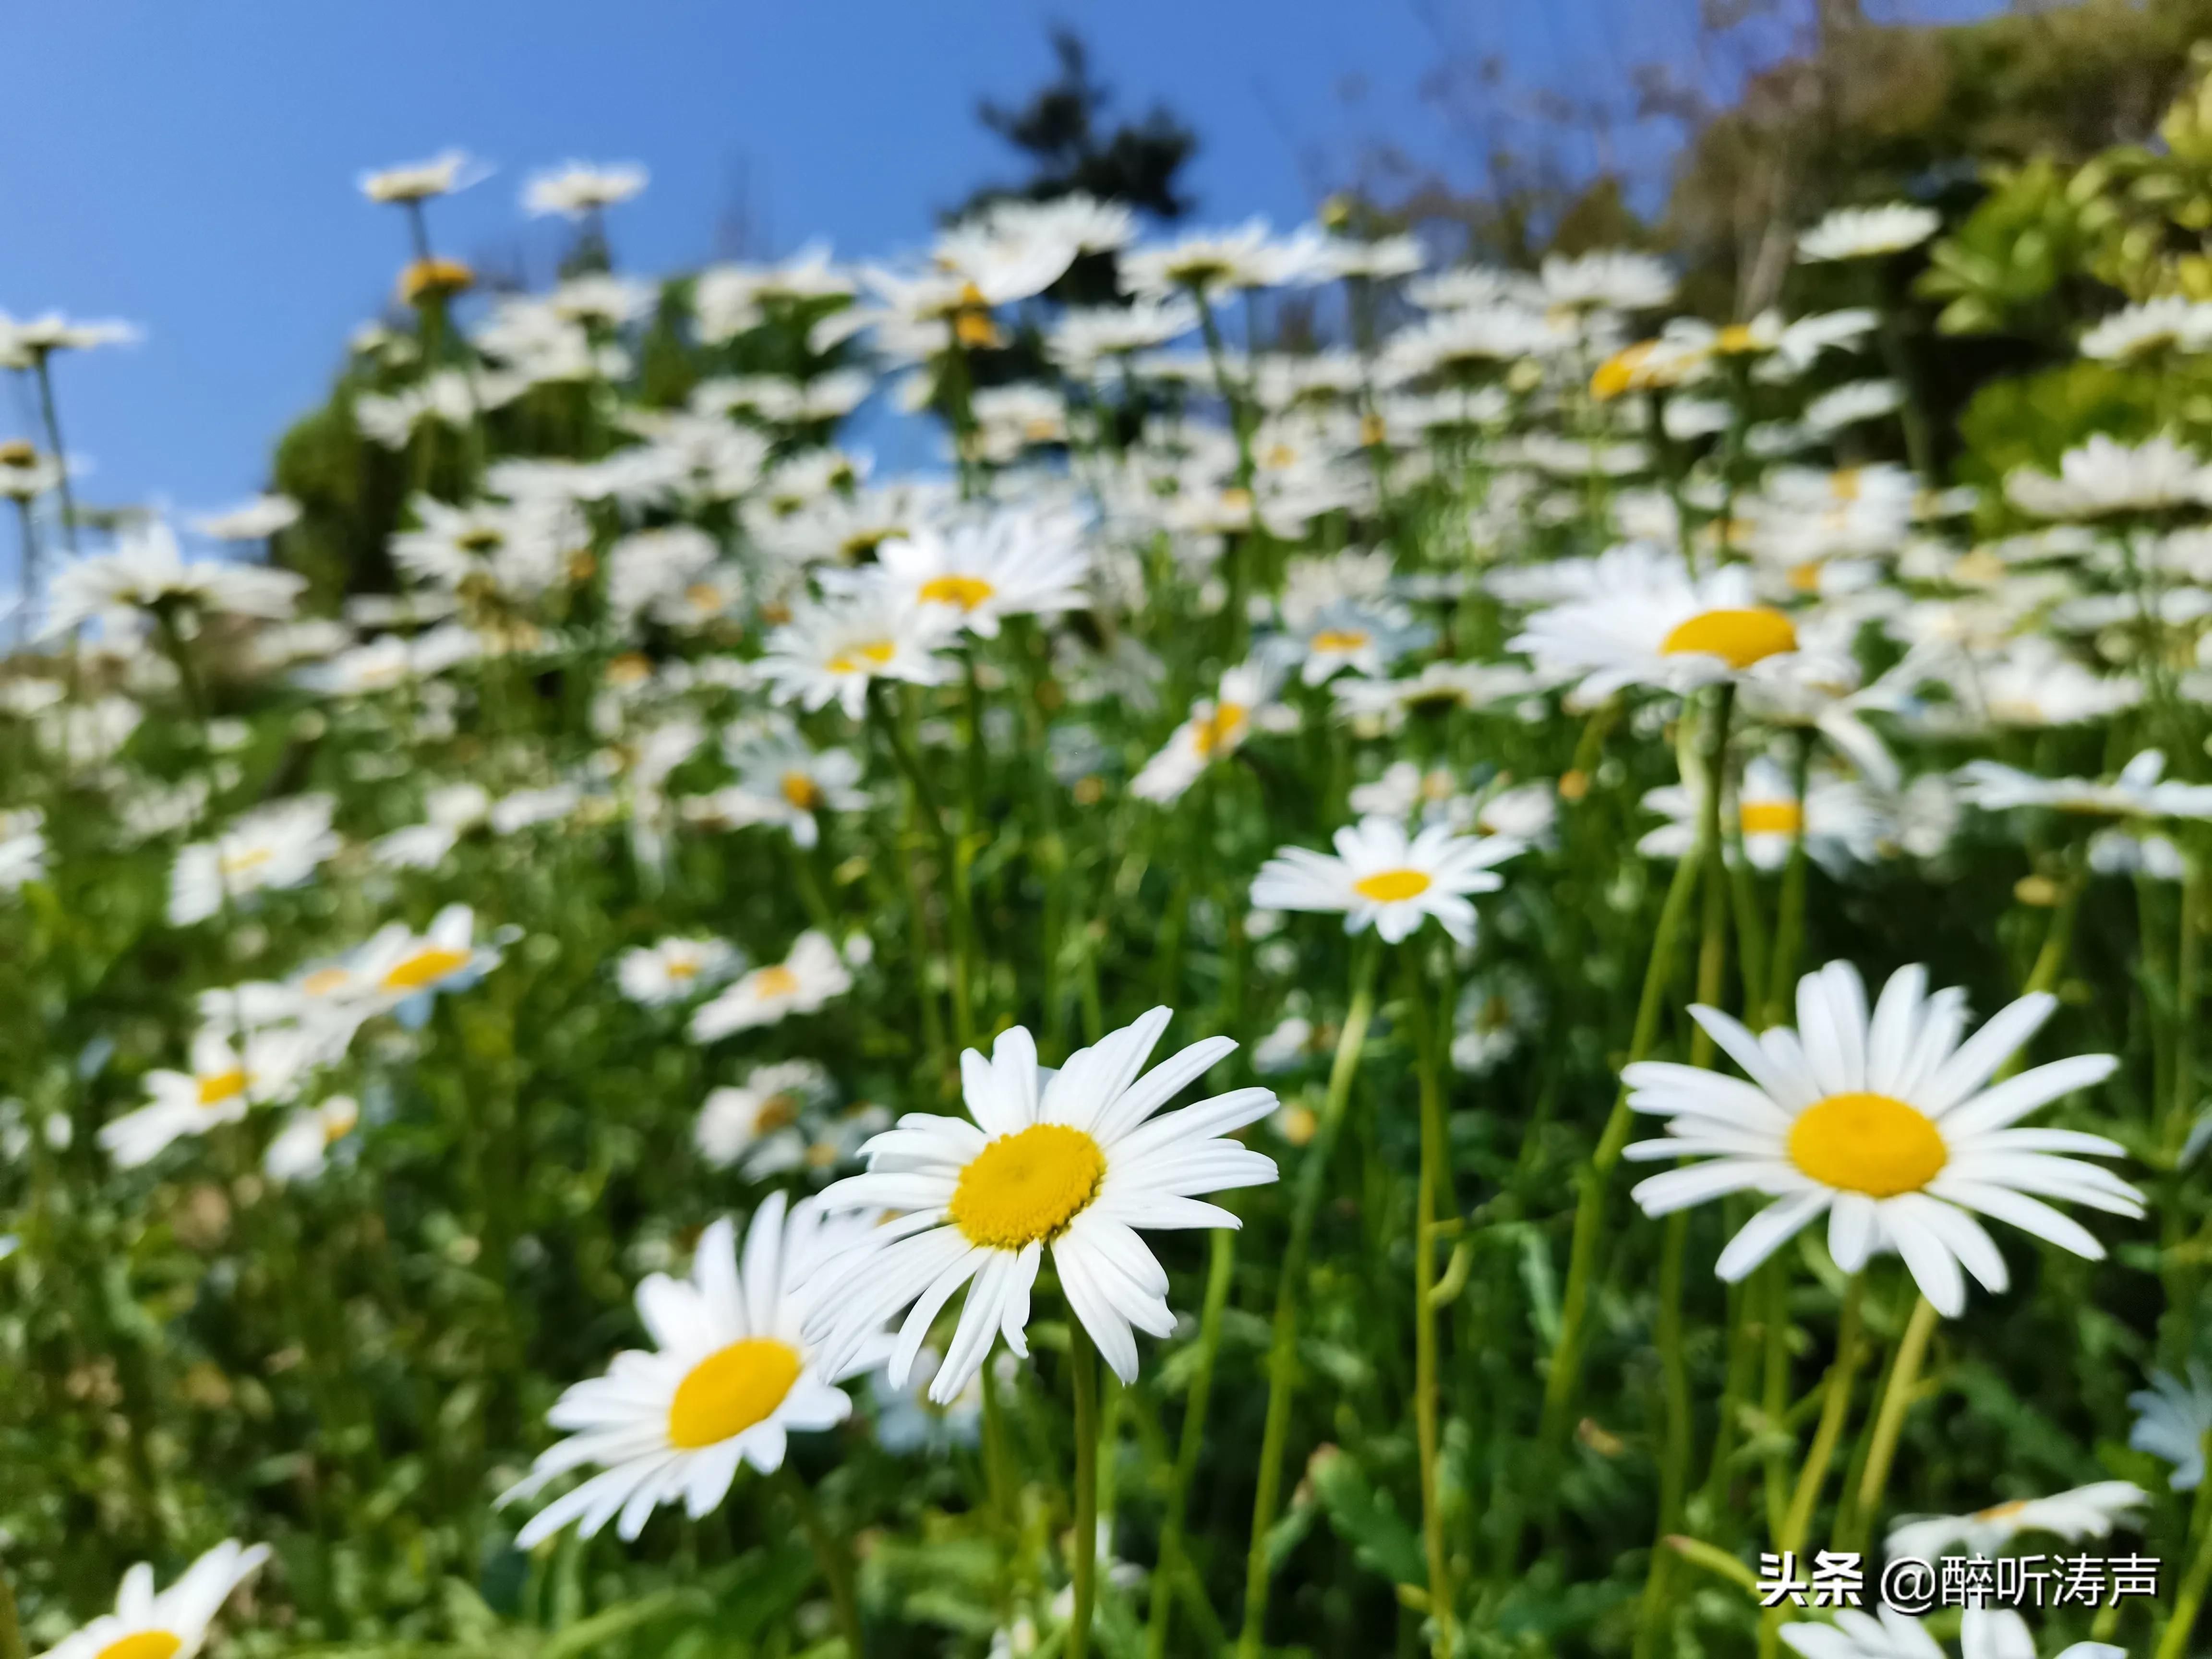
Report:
19,59,2212,1659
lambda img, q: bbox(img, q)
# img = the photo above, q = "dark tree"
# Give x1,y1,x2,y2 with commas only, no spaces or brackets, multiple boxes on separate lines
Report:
961,28,1199,221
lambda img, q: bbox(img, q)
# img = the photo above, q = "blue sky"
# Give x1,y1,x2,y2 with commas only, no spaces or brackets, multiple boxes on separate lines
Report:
0,0,1949,520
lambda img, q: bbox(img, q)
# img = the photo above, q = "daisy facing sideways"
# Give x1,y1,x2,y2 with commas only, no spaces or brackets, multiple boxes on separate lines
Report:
806,1011,1279,1400
1884,1479,2145,1563
1509,553,1806,702
689,930,853,1041
1623,961,2140,1316
1781,1606,2119,1659
617,936,740,1006
499,1194,884,1546
1249,815,1525,946
39,1540,271,1659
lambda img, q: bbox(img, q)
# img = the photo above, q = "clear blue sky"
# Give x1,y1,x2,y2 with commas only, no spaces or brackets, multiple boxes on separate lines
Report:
0,0,1963,519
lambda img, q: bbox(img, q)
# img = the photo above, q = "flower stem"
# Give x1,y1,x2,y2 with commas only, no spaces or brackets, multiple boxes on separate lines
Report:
1146,1225,1237,1659
1069,1320,1101,1659
1761,1275,1868,1659
32,358,78,555
1404,940,1457,1659
1835,1293,1938,1556
870,684,975,1047
1546,685,1732,1443
2157,1430,2212,1659
778,1464,865,1659
1238,943,1379,1659
0,1560,23,1659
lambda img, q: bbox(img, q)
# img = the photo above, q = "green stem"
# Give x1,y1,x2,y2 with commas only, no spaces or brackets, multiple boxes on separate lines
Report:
982,1359,1018,1616
32,358,79,555
1405,940,1457,1659
2157,1431,2212,1659
1545,686,1732,1443
1069,1322,1101,1659
778,1465,865,1659
1146,1226,1237,1659
1836,1294,1938,1556
1761,1275,1868,1659
871,684,975,1047
0,1560,23,1659
1237,946,1378,1659
2165,854,2202,1165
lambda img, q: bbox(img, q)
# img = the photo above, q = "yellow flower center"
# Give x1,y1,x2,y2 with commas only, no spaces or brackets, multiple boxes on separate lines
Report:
1975,1499,2033,1523
382,947,470,992
1219,487,1254,514
918,574,997,611
1360,412,1388,446
1739,802,1804,835
684,581,723,609
667,958,700,980
1787,1092,1948,1198
754,1094,800,1134
1192,702,1249,759
1310,628,1370,654
1277,1105,1319,1146
826,640,897,675
948,1122,1107,1249
219,846,275,878
300,967,353,997
1788,560,1826,594
1830,468,1863,502
322,1102,361,1144
1659,607,1798,670
666,1337,804,1448
1714,323,1764,354
954,308,1000,349
781,771,822,811
96,1632,182,1659
197,1069,248,1107
1590,341,1657,400
1352,867,1433,903
753,964,801,999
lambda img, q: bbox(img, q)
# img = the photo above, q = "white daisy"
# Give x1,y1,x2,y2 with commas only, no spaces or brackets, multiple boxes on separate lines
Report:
807,1011,1279,1400
689,931,853,1041
39,1540,271,1659
1510,554,1804,700
1624,961,2141,1316
523,160,648,219
498,1196,882,1546
2130,1365,2212,1489
2080,296,2212,360
168,795,341,926
2006,435,2212,519
1290,601,1433,686
1249,817,1524,946
359,149,487,204
348,904,504,1024
706,731,867,850
1885,1480,2146,1562
1795,203,1942,262
1780,1607,1944,1659
1956,750,2212,820
45,522,306,638
264,1095,363,1184
618,938,740,1006
695,1060,839,1174
100,1027,312,1170
1131,658,1283,805
870,508,1091,639
756,591,958,721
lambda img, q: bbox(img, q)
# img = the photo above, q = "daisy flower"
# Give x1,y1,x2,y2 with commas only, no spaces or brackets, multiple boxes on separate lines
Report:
359,149,488,204
168,795,341,926
807,1011,1279,1400
870,1345,986,1455
1249,817,1524,946
695,1060,839,1174
1131,657,1283,805
349,904,504,1025
45,522,306,638
1956,750,2212,820
2005,434,2212,519
192,494,301,542
1510,554,1804,701
40,1541,271,1659
0,819,48,891
710,730,867,850
1779,1607,1943,1659
871,509,1092,639
1290,601,1433,686
756,591,958,721
264,1095,363,1184
618,938,740,1006
1795,203,1942,262
498,1195,883,1546
1623,961,2141,1316
2130,1365,2212,1489
100,1027,312,1170
523,160,648,218
690,931,853,1041
1885,1479,2145,1562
